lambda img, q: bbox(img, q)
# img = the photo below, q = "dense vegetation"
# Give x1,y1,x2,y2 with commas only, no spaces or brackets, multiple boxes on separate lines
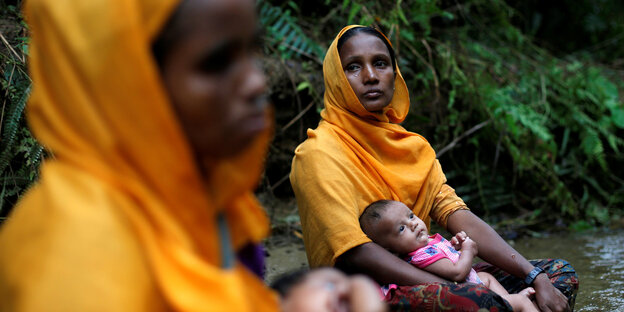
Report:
0,3,42,219
258,0,624,233
1,0,623,234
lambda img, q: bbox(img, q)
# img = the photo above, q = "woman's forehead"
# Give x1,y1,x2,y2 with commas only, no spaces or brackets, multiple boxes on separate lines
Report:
339,33,390,57
175,0,256,35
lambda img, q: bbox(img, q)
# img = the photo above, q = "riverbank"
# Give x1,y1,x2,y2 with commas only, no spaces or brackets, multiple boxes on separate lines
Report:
261,194,624,311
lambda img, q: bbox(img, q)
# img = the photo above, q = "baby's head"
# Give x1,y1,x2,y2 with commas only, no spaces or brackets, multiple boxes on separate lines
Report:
360,200,430,255
271,268,386,312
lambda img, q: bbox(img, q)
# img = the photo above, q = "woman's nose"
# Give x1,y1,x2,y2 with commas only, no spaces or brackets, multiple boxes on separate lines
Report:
240,57,267,106
362,64,378,84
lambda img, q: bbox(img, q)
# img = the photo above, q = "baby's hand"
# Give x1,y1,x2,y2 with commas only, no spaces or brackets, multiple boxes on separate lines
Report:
460,237,478,255
451,231,468,250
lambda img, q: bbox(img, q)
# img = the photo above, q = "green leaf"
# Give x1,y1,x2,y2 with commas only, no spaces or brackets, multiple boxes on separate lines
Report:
296,81,311,92
287,1,299,12
396,7,409,25
341,0,350,11
401,29,415,42
570,220,592,232
611,107,624,129
441,11,454,20
347,3,361,24
448,89,456,109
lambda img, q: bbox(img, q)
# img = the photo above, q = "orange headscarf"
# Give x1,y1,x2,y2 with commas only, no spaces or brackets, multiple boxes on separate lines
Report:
0,0,277,311
290,25,451,267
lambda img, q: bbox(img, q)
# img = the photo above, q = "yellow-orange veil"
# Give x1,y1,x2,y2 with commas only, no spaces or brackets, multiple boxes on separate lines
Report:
0,0,277,310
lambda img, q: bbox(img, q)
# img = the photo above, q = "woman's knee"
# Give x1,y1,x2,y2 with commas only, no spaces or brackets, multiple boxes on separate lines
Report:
534,258,579,306
539,259,579,288
544,259,576,274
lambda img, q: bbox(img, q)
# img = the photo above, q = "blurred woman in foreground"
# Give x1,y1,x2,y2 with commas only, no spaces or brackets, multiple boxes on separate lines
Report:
0,0,385,311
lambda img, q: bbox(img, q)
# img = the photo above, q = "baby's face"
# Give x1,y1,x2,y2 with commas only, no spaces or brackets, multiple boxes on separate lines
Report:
281,268,386,312
369,202,430,254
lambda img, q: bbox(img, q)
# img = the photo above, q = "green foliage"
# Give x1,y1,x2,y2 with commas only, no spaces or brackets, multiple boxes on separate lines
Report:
509,0,624,63
258,0,624,231
1,0,623,231
0,3,43,219
257,0,324,61
418,1,624,229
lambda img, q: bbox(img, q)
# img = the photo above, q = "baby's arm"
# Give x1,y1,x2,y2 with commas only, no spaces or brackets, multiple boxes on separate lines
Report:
424,234,478,282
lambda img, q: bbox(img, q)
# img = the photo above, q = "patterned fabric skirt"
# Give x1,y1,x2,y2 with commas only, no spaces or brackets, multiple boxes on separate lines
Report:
384,259,578,312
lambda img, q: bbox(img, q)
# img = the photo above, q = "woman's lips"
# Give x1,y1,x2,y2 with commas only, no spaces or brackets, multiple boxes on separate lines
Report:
363,90,383,99
241,112,267,135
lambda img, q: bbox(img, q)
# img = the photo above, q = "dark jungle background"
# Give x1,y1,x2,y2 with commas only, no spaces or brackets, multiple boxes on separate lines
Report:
1,0,623,237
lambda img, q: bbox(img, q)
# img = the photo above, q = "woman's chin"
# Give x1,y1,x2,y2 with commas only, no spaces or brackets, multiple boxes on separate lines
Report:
197,135,255,162
361,99,391,113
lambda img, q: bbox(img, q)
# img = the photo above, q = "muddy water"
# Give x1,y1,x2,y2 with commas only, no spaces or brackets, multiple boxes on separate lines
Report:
265,229,624,311
264,235,309,284
512,229,624,311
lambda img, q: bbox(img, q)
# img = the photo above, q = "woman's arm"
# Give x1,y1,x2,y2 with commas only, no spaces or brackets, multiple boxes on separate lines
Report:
335,242,448,285
446,210,570,312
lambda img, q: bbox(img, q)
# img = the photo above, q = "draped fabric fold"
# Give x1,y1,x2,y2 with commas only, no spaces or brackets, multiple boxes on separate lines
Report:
0,0,277,310
290,25,447,267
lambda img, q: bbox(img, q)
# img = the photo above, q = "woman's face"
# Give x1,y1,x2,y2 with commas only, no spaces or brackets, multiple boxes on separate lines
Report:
160,0,267,161
339,33,395,113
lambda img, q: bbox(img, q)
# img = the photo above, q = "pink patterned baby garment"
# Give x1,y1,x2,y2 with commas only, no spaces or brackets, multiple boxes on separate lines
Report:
405,233,482,284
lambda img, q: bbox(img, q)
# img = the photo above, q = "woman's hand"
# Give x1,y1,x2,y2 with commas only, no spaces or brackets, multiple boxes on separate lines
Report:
533,274,570,312
447,210,571,312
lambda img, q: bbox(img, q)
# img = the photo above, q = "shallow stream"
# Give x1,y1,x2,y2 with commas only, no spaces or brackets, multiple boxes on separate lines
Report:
512,229,624,311
265,228,624,311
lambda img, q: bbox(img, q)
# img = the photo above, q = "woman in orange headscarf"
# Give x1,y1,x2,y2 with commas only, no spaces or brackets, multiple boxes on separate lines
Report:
0,0,276,310
290,25,578,311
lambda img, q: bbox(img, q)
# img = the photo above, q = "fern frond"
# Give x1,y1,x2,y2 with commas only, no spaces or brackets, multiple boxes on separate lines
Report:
0,84,31,175
257,1,323,61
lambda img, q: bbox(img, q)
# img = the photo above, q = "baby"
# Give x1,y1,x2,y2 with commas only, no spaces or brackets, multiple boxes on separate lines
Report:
360,199,537,312
271,268,387,312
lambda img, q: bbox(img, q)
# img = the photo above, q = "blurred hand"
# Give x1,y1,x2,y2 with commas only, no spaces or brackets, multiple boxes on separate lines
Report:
348,275,388,312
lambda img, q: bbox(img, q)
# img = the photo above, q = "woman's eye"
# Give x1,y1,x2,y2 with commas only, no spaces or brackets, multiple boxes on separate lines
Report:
399,225,405,233
374,61,387,67
200,59,230,73
345,64,360,71
198,43,236,74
